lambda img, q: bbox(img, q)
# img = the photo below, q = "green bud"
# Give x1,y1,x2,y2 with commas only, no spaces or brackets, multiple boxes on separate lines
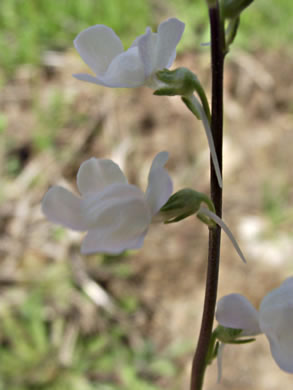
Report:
154,67,201,97
155,67,211,122
160,188,215,224
221,0,254,19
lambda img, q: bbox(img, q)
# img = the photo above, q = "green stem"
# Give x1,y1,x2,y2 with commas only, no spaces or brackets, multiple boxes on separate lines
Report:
190,2,225,389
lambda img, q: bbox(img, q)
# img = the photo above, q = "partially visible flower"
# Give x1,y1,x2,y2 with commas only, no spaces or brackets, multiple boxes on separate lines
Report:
73,18,185,89
216,277,293,373
42,152,173,254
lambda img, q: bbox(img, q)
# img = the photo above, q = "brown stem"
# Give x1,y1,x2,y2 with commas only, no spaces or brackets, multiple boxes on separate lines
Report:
190,2,225,390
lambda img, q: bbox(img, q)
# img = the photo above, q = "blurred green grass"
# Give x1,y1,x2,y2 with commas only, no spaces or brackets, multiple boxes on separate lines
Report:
169,0,293,51
0,261,184,390
1,0,293,79
0,0,151,78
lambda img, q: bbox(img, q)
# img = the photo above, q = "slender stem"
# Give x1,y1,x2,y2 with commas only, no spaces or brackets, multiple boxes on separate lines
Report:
190,2,225,390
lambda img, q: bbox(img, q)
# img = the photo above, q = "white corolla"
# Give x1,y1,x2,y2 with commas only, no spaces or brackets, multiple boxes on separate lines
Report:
42,152,173,254
73,18,185,88
216,277,293,373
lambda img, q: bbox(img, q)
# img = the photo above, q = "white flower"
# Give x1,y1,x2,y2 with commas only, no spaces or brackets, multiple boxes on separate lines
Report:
73,18,185,89
216,277,293,373
42,152,173,254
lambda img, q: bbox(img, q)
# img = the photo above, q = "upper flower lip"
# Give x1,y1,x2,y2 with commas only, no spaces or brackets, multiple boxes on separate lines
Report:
73,18,185,88
216,277,293,373
42,152,173,254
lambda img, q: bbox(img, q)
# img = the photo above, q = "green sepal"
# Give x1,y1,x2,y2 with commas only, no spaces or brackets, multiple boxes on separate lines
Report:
154,87,179,96
160,188,215,224
155,67,201,97
154,68,211,121
214,325,256,344
214,325,243,343
227,338,256,344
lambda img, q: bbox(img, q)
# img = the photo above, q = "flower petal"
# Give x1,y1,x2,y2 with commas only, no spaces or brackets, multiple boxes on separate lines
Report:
259,278,293,372
72,73,108,87
77,158,127,195
154,18,185,70
261,307,293,373
216,294,261,336
260,278,293,310
137,27,157,78
80,183,151,254
42,186,87,231
81,183,150,227
145,151,173,216
74,25,124,76
102,47,145,87
81,230,146,254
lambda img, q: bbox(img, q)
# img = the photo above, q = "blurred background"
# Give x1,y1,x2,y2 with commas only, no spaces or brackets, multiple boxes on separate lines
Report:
1,0,293,389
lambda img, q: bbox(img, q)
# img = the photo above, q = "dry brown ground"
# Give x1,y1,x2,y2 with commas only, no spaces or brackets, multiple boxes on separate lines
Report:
1,47,293,389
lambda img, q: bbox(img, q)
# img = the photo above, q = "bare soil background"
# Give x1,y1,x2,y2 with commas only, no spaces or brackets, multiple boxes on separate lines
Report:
1,48,293,389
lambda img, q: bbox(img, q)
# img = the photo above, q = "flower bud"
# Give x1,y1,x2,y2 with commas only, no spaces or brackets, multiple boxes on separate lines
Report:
154,67,201,97
159,188,215,224
221,0,254,19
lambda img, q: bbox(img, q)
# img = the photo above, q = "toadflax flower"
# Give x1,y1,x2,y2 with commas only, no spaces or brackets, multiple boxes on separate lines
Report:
42,152,173,254
73,18,185,88
216,277,293,373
